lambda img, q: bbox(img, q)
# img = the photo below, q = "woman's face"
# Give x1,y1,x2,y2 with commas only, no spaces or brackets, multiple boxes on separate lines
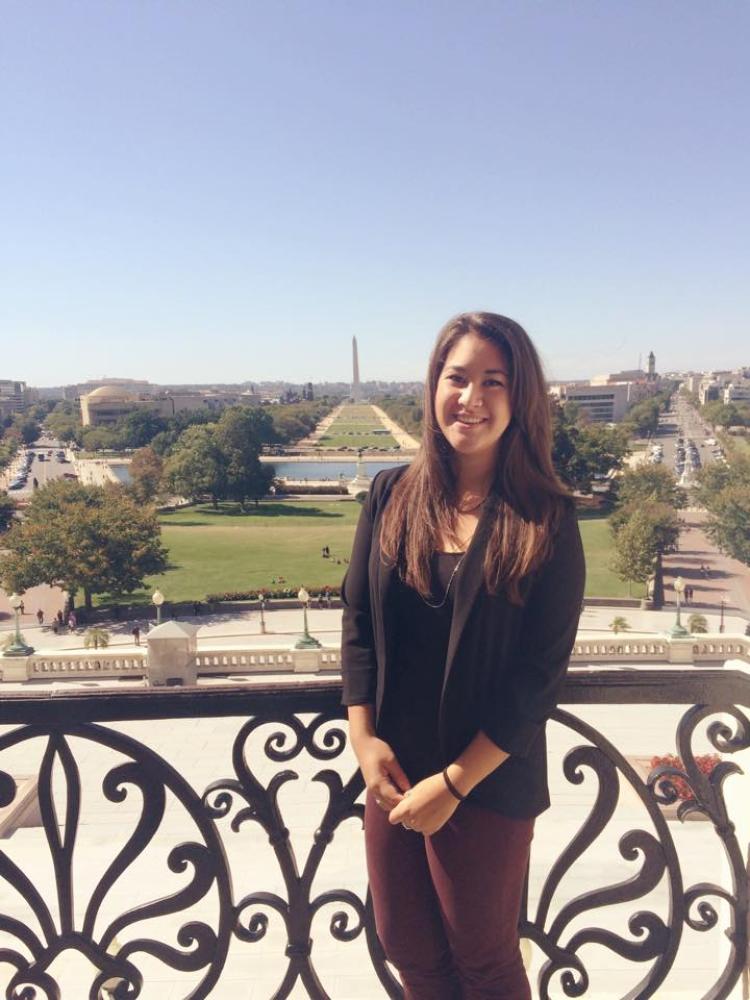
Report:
434,332,512,467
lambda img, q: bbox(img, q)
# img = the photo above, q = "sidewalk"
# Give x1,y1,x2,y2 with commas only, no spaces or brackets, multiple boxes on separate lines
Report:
662,510,750,624
3,602,747,655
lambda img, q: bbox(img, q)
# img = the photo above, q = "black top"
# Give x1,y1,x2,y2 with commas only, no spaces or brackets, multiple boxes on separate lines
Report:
340,466,586,819
378,552,463,783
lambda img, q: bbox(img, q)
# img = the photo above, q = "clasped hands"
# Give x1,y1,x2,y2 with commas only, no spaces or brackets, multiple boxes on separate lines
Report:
354,735,460,836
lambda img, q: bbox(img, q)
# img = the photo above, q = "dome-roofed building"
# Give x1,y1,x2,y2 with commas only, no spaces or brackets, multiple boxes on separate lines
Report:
80,385,143,426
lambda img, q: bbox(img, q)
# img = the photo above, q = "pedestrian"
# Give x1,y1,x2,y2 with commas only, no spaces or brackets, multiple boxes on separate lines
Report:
67,611,77,631
36,609,44,626
132,625,141,646
341,311,585,998
56,610,64,628
19,600,25,615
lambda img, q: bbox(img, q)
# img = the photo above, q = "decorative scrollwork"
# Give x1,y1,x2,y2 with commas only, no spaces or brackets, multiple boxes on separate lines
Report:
203,707,372,997
534,709,682,999
0,682,747,998
0,724,233,999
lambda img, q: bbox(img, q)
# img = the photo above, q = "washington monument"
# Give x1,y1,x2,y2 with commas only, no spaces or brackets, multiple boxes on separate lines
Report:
352,336,363,402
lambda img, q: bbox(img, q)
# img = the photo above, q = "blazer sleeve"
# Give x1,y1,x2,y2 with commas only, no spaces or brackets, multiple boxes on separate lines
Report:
340,475,380,706
481,501,585,757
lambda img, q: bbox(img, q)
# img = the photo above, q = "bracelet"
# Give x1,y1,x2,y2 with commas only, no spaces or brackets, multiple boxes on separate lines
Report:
442,768,466,802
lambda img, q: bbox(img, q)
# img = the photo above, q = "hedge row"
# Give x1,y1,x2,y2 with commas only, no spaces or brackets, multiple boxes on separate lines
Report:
206,587,341,602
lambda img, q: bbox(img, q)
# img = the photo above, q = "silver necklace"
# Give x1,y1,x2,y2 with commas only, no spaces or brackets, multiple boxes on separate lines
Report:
421,553,465,609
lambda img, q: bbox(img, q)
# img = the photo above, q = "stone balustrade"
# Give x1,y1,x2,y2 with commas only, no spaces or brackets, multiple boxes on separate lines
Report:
2,632,748,684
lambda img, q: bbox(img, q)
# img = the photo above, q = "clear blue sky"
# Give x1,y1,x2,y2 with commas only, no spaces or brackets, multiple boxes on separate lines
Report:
2,2,748,386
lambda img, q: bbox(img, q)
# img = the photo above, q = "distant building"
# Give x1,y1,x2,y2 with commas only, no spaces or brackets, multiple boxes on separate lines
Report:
697,372,734,406
549,382,630,422
64,378,154,401
724,381,750,404
591,369,645,384
0,380,29,418
80,385,263,427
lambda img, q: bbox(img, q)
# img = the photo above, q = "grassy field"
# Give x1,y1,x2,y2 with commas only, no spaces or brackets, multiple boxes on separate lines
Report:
334,405,382,423
99,501,636,606
578,514,646,598
720,431,750,461
318,405,397,449
318,433,398,448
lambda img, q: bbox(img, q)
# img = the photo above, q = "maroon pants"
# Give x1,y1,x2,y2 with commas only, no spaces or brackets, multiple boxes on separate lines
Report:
365,792,534,999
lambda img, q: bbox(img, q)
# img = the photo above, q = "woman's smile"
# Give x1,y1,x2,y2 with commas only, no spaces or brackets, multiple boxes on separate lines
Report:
435,332,512,464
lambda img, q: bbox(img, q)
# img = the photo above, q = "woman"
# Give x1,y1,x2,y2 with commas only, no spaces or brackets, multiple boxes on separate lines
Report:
341,312,585,999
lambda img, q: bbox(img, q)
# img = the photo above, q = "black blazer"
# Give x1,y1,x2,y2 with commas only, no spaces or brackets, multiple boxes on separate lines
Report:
341,465,586,818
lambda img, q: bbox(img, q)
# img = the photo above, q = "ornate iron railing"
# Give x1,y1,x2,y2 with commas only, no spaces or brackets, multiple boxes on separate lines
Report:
0,667,747,998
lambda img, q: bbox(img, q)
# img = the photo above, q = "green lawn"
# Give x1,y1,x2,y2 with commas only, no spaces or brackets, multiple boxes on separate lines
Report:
334,405,382,423
318,433,397,448
100,502,636,606
325,423,388,433
578,515,646,598
316,404,398,450
720,432,750,460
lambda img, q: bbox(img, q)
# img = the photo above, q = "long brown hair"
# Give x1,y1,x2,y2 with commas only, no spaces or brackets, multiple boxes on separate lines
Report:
380,312,570,605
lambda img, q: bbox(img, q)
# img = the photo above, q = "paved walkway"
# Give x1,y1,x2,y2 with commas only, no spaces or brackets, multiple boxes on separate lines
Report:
662,510,750,626
0,584,67,631
3,601,748,655
369,404,420,450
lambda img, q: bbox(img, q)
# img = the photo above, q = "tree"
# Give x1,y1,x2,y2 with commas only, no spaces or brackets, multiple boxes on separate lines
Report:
622,398,661,436
0,491,16,532
615,464,687,510
0,480,167,610
694,459,750,566
703,486,750,566
128,447,164,504
611,502,681,590
116,409,169,449
10,415,42,445
80,426,122,452
214,408,275,509
702,401,742,429
45,401,82,445
163,425,227,504
550,400,629,492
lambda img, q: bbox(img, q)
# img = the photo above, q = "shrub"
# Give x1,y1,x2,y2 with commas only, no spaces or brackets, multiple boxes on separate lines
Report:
205,587,341,602
610,616,630,634
649,753,721,801
688,613,709,633
84,627,111,649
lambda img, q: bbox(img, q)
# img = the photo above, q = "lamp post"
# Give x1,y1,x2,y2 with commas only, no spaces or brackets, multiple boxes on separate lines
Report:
294,587,322,649
669,576,689,638
259,594,267,635
3,592,34,657
152,589,165,626
719,594,727,634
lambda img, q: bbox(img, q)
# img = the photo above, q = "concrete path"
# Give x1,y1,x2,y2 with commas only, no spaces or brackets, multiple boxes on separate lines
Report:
3,601,747,655
369,404,420,450
0,584,67,632
662,510,750,625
